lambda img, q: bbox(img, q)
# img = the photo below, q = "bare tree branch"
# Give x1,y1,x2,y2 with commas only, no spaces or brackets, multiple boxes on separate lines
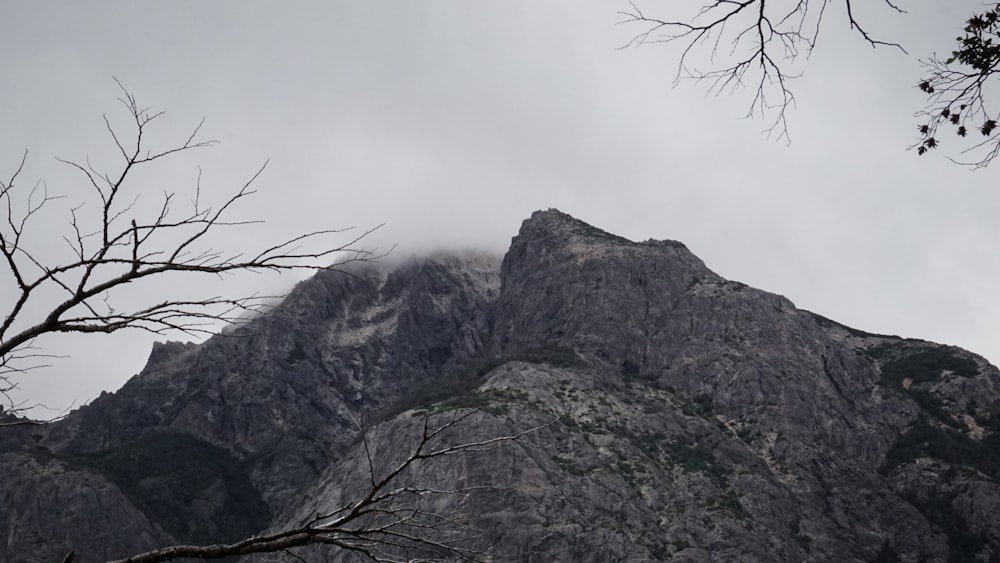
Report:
105,411,550,563
617,0,904,141
0,82,385,414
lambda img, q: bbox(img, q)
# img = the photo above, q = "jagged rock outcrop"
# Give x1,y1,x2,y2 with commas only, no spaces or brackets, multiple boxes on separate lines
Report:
3,210,999,562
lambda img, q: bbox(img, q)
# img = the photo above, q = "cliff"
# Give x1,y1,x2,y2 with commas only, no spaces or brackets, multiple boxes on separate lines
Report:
3,210,999,562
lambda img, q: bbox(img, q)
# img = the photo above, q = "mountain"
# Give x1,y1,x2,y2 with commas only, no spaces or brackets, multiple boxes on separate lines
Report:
3,209,999,562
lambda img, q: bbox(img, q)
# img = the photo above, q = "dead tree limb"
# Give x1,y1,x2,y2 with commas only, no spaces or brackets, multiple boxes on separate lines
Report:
106,411,549,563
0,81,383,413
617,0,904,142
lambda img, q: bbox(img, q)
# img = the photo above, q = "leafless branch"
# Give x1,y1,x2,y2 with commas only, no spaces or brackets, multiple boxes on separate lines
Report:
0,380,75,427
618,0,904,141
0,82,384,414
106,411,549,563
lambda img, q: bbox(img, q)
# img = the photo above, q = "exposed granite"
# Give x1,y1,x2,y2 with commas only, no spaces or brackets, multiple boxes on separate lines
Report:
3,210,999,562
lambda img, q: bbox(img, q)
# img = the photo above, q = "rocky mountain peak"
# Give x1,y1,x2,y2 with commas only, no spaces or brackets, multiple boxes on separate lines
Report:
511,208,694,260
516,207,629,239
3,211,1000,562
142,340,198,374
493,209,713,360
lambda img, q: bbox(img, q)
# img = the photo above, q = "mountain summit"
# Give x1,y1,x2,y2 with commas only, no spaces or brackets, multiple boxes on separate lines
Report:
3,210,1000,562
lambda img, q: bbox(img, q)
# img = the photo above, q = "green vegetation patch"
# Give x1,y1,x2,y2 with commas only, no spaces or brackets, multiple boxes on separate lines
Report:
881,420,1000,482
716,490,748,519
616,459,638,486
509,343,587,369
868,540,901,563
67,432,270,544
283,341,308,366
867,344,979,426
903,489,987,563
551,453,588,476
983,407,1000,451
680,393,714,417
664,438,729,480
616,425,727,480
789,518,812,553
621,359,640,380
872,345,979,388
378,343,584,420
377,356,504,421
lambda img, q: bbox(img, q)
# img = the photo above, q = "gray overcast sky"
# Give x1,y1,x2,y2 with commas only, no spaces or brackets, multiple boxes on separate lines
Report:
3,2,999,415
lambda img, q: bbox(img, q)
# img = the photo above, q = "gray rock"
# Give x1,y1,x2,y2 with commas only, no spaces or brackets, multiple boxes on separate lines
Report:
3,210,1000,562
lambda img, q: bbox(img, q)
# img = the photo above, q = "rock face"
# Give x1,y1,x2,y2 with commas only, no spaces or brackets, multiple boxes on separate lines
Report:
3,209,1000,562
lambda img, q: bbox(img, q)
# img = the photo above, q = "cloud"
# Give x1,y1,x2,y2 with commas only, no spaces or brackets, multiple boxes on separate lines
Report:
3,1,999,415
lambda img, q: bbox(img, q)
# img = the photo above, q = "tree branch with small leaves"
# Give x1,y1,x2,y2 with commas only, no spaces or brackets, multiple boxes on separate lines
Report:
915,4,1000,168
